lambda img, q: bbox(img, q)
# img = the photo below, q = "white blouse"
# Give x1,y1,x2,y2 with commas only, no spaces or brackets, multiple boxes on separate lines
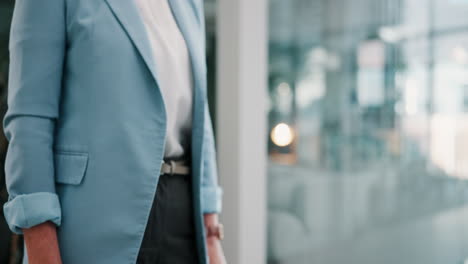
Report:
134,0,194,159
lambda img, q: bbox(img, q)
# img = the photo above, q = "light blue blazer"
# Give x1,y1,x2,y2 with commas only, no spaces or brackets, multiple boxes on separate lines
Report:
2,0,223,263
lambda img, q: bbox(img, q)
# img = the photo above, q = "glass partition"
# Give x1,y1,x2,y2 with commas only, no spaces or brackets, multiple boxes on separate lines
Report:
267,0,468,263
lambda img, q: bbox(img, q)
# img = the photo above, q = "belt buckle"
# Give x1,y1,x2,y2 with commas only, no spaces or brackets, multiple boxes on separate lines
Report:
169,160,176,176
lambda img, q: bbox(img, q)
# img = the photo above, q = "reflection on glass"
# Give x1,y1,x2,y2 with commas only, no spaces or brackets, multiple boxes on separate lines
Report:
268,0,468,263
271,123,295,147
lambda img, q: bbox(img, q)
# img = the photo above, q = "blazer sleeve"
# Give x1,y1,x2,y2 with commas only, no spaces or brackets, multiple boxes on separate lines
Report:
2,0,66,234
201,103,223,214
197,0,223,214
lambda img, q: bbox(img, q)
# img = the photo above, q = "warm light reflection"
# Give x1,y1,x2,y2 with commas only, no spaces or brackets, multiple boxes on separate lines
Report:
452,45,468,65
271,123,294,147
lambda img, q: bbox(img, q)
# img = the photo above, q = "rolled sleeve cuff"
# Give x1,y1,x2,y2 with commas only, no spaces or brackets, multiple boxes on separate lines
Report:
201,185,223,214
3,192,61,234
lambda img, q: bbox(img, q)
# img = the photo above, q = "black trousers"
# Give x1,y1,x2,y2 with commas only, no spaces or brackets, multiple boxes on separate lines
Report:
136,169,199,264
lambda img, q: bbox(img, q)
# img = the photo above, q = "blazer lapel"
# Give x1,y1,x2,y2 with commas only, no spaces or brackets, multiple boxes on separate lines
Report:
104,0,159,87
167,0,206,125
168,0,206,162
167,0,205,95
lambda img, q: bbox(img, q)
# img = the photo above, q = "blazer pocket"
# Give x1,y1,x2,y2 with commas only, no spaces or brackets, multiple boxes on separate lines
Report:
54,151,89,185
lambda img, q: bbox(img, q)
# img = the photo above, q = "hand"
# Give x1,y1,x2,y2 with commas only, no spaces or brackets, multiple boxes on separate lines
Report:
207,236,227,264
204,214,227,264
23,221,62,264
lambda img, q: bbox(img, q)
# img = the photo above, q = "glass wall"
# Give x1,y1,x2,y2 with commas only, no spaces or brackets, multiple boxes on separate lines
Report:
267,0,468,263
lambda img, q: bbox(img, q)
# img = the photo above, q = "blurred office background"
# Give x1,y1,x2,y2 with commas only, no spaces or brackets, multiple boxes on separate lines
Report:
267,0,468,263
3,0,468,263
